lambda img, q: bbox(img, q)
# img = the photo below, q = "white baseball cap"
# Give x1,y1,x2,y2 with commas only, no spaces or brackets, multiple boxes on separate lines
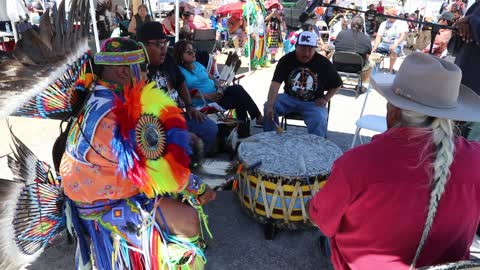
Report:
297,31,318,47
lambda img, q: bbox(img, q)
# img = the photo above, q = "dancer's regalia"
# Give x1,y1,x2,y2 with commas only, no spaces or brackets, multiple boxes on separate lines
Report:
0,2,210,269
243,0,268,68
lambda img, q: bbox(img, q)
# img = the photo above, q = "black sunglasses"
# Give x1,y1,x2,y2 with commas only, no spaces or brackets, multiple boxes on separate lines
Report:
146,40,170,48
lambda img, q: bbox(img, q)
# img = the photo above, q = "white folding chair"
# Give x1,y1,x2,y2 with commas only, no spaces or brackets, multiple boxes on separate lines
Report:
350,74,389,148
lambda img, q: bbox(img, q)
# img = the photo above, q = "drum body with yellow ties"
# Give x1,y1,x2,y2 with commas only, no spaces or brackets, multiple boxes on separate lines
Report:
236,131,343,229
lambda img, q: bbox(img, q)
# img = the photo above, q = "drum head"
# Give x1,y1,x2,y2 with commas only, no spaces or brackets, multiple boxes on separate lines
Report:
238,132,343,177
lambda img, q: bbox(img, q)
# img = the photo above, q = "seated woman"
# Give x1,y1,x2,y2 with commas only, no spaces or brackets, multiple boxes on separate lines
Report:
128,4,152,37
181,11,197,40
161,9,176,36
173,40,263,136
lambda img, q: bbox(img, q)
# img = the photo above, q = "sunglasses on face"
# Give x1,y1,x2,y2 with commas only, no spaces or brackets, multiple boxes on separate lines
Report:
146,40,170,48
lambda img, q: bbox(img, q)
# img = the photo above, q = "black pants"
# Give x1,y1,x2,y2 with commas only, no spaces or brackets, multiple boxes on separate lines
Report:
217,84,261,122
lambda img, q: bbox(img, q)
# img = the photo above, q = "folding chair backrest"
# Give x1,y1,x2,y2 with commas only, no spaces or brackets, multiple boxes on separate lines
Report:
193,29,217,41
333,51,364,74
316,20,328,31
195,51,211,68
192,29,217,53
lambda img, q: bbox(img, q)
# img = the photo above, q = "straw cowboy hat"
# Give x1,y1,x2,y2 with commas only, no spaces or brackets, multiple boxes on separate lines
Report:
371,52,480,122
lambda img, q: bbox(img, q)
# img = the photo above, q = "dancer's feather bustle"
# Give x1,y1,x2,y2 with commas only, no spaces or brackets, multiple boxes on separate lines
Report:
0,128,65,269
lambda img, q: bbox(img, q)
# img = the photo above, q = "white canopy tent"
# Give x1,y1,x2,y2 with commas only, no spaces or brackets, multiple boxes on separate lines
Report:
0,0,29,42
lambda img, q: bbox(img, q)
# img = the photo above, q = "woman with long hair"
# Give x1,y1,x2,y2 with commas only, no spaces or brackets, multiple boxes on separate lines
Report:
174,40,263,137
308,52,480,269
128,4,152,37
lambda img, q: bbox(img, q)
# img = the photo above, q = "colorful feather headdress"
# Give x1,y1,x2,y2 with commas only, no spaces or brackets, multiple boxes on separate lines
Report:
111,82,192,198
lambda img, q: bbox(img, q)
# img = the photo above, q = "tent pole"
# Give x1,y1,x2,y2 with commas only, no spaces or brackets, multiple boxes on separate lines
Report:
175,0,179,42
11,21,19,43
247,0,251,73
89,0,101,52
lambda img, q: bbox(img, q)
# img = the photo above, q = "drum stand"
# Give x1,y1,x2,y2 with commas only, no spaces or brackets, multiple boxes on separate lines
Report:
264,219,280,240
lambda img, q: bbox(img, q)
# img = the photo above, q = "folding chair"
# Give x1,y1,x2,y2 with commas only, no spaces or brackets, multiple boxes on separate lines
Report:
192,29,217,53
332,51,365,96
281,100,331,139
350,75,388,148
316,20,330,42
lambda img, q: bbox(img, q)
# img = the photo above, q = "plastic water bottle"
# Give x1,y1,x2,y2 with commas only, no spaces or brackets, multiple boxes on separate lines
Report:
5,23,11,33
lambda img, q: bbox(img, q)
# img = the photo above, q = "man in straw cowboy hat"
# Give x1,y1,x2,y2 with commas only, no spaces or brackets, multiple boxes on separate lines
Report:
307,52,480,270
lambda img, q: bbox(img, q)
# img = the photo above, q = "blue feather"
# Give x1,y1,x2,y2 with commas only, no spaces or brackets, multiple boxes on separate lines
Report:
111,126,139,178
166,128,191,153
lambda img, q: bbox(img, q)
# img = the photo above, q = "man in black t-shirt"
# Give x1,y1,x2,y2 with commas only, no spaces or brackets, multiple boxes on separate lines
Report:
264,31,342,137
365,4,377,35
138,22,218,154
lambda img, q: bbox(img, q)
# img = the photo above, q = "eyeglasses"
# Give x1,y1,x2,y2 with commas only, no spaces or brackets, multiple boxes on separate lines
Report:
146,40,170,48
184,50,196,55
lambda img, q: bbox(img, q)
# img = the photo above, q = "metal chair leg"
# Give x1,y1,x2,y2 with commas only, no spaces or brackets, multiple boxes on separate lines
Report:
351,126,361,148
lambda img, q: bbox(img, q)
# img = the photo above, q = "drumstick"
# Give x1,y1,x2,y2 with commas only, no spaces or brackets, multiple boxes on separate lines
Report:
272,119,284,133
299,155,315,195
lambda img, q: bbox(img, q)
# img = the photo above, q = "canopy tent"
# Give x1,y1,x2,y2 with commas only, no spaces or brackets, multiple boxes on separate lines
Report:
0,0,29,22
0,0,29,42
215,2,245,17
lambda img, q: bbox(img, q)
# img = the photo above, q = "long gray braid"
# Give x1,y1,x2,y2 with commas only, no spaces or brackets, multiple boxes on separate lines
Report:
400,110,455,270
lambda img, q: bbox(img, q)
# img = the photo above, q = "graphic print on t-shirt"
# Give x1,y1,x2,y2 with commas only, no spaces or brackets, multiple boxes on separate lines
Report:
286,67,318,101
151,70,179,103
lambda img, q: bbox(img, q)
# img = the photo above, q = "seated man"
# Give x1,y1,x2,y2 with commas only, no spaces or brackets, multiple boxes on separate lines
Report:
372,7,408,73
264,31,342,137
308,52,480,269
60,37,216,269
421,12,454,57
138,22,218,155
334,16,373,82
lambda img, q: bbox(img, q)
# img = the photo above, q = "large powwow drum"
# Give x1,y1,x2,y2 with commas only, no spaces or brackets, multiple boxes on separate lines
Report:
237,131,343,229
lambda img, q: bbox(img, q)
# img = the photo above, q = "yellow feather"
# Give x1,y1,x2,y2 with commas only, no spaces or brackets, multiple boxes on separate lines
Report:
140,82,176,115
145,159,178,194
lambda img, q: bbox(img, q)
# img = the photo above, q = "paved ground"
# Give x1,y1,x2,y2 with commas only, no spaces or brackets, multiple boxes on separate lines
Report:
28,191,333,270
0,52,395,269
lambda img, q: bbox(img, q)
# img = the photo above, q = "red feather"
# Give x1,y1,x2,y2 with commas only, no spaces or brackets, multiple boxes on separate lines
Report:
112,82,144,139
162,115,187,130
164,152,190,190
166,144,190,168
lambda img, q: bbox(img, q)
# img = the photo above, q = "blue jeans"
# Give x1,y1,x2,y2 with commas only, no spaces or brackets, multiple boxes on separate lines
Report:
377,42,401,55
263,93,328,137
185,115,218,153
